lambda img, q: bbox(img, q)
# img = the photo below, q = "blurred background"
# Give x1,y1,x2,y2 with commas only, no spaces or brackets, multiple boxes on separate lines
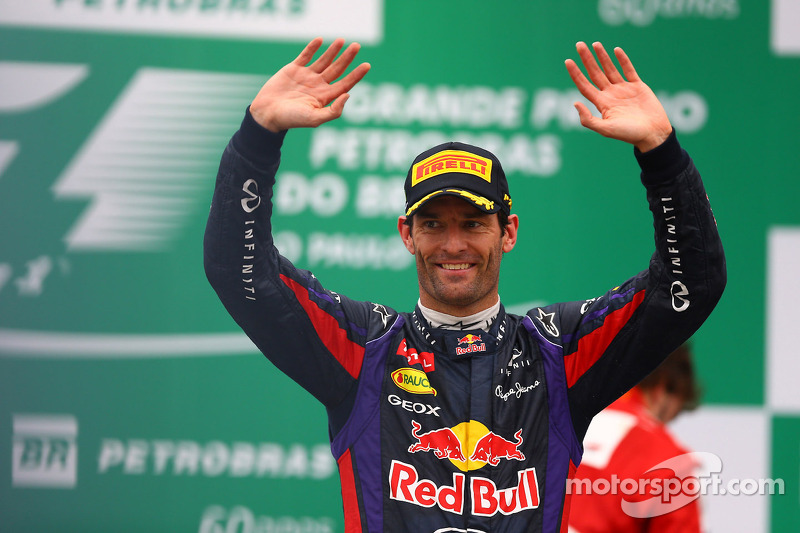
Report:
1,1,798,531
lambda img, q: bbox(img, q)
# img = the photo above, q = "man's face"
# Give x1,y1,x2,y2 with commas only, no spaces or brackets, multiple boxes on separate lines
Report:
644,385,687,424
397,195,518,316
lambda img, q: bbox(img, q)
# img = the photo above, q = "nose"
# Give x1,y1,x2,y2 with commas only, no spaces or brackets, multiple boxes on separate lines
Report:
440,225,469,255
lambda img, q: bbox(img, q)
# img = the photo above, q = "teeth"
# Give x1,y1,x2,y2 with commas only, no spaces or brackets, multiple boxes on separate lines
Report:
442,263,471,270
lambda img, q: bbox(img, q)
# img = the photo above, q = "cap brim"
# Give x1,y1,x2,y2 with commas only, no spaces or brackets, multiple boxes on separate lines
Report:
405,188,500,217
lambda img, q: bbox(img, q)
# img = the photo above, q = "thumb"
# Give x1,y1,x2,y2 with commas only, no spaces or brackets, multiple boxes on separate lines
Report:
328,93,351,118
574,102,604,134
305,93,350,128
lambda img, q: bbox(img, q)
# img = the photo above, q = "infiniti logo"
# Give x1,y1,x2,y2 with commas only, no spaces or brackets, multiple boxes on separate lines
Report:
670,281,690,312
241,179,261,213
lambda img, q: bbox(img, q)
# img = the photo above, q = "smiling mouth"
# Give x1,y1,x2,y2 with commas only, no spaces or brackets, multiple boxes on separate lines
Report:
440,263,472,270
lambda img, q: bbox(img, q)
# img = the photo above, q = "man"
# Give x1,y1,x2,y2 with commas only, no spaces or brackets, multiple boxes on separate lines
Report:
568,345,703,532
204,38,725,533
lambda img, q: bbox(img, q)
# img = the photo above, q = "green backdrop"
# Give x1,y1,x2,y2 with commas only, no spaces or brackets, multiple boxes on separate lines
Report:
1,1,798,531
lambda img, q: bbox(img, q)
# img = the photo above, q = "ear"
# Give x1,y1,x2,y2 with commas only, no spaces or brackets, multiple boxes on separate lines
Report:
502,214,519,253
398,216,415,254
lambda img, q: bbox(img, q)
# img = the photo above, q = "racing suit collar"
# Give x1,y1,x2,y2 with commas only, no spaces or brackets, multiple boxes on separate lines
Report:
412,304,509,360
417,297,501,331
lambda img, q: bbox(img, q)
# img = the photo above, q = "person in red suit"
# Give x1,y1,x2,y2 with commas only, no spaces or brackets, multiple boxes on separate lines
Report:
568,344,702,533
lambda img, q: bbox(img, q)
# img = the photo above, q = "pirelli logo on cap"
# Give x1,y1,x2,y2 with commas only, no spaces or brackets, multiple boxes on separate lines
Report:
411,150,492,187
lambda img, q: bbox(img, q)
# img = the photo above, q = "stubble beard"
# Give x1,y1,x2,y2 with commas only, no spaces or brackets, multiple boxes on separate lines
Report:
416,245,503,314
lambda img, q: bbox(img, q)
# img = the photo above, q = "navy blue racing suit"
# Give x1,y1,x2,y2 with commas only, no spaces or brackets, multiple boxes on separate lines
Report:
203,109,726,533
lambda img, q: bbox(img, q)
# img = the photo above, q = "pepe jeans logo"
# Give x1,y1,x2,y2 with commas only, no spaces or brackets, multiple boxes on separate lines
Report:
495,381,540,402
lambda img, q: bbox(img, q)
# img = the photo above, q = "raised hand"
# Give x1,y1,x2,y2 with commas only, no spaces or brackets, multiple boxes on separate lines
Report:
250,37,371,133
565,42,672,152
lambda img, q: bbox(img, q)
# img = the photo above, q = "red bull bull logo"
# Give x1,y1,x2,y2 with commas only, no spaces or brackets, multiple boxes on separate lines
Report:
407,421,466,461
455,334,486,356
457,334,482,344
406,420,524,471
470,429,525,466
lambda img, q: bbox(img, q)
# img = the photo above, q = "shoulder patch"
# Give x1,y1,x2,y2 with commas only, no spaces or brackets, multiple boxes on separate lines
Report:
535,308,559,337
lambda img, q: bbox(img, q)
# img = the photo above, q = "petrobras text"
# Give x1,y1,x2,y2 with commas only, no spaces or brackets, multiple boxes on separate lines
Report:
98,439,335,479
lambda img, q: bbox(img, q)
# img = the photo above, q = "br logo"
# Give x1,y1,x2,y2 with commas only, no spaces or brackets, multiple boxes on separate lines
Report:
12,414,78,488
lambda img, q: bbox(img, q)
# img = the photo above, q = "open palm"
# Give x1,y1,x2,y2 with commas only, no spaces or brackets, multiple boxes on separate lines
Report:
250,38,371,133
565,42,672,152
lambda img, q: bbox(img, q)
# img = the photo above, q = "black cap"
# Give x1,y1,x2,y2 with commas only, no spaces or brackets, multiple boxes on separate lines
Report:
404,141,512,217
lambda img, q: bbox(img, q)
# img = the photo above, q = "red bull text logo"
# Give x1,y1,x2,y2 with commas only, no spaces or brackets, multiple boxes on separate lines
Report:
411,150,493,187
397,338,435,371
456,334,486,356
395,420,536,515
392,368,437,396
389,460,540,516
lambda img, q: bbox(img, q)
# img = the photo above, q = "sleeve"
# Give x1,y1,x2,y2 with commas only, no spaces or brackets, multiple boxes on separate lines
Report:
529,130,726,441
569,412,703,533
619,432,703,533
203,108,382,410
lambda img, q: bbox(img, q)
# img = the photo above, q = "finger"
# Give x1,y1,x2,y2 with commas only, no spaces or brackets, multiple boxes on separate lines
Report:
328,93,350,118
576,41,610,89
565,58,600,103
309,38,345,73
293,37,324,66
614,47,641,82
573,102,606,135
329,61,371,98
592,42,624,84
308,93,350,127
322,42,362,82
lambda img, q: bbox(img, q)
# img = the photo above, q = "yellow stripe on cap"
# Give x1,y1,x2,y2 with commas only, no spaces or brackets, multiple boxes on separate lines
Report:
447,189,495,211
411,150,493,187
405,189,495,216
